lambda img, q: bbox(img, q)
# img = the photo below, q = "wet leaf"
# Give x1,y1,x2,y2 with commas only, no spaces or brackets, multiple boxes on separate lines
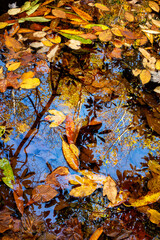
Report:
47,44,60,62
149,1,159,12
60,29,84,35
62,138,79,171
5,35,22,52
52,9,66,18
70,144,80,158
72,6,93,21
89,226,103,240
8,8,21,15
80,170,107,184
60,32,92,44
140,69,151,84
65,115,75,144
99,29,112,42
124,11,134,22
13,179,24,215
32,184,58,202
0,22,8,29
45,166,69,187
107,191,130,208
21,71,35,80
45,109,66,127
147,175,160,192
139,47,151,60
129,191,160,207
147,209,160,225
20,77,40,89
148,160,160,175
95,3,109,11
7,62,21,71
0,158,15,189
69,184,97,197
0,208,13,233
103,176,117,204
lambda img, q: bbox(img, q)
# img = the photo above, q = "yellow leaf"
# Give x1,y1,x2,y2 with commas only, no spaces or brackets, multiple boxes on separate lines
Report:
62,139,79,171
7,62,21,71
124,11,134,22
139,47,151,60
99,29,112,42
156,59,160,70
89,227,103,240
20,78,40,89
69,175,95,186
140,69,151,84
148,160,160,175
0,22,8,29
111,27,123,37
107,191,130,208
147,175,160,192
95,3,109,11
60,29,84,35
132,69,142,77
5,35,22,52
47,35,61,43
129,191,160,207
21,71,35,80
103,176,117,204
152,18,160,28
42,39,53,47
72,6,93,21
69,184,97,197
79,170,108,184
45,109,66,127
70,144,80,158
149,1,159,12
147,209,160,225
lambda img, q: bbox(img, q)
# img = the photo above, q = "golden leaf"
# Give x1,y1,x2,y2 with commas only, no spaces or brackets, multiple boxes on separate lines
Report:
72,6,93,21
69,184,97,197
149,1,159,12
8,8,21,15
80,170,108,184
148,160,160,175
21,71,35,80
7,62,21,71
89,226,103,240
20,78,40,89
0,22,8,29
47,35,61,43
99,29,112,42
124,11,134,22
5,35,22,52
95,3,109,11
152,18,160,28
147,209,160,225
62,138,79,171
156,59,160,70
140,69,151,84
147,175,160,193
132,69,142,77
139,47,151,60
70,144,80,158
45,109,66,127
111,27,123,37
60,29,84,35
129,191,160,207
42,39,53,47
103,176,117,204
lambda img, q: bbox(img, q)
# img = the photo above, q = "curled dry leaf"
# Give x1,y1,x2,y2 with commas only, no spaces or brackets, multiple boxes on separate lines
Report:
62,138,79,171
140,69,151,84
45,109,66,127
103,176,117,204
32,184,58,202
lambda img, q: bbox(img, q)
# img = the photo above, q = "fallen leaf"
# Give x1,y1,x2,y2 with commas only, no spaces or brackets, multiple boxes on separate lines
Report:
66,39,81,50
20,77,40,89
30,41,44,48
13,179,24,215
0,208,13,233
0,158,15,189
21,71,35,80
149,1,159,12
0,22,8,29
152,18,160,28
62,138,79,171
107,191,130,208
52,9,66,18
99,29,112,42
139,47,151,60
147,175,160,192
70,144,80,158
111,27,123,37
69,184,97,197
148,160,160,175
5,35,22,52
32,184,58,202
124,11,134,22
110,48,122,59
72,6,93,21
129,191,160,207
140,69,151,84
65,115,75,143
95,3,109,11
132,68,142,76
60,29,84,35
45,166,69,187
8,8,21,15
33,31,47,38
7,62,21,71
147,209,160,225
26,3,40,16
156,59,160,70
89,226,103,240
45,109,66,127
103,176,117,204
80,170,107,184
47,44,60,62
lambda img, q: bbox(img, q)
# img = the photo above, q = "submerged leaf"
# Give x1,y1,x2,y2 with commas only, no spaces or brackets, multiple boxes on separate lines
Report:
0,158,15,189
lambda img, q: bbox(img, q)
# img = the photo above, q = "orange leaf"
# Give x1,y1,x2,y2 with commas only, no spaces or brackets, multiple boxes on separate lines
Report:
13,179,24,215
52,9,66,18
62,138,79,171
149,1,159,12
110,48,122,59
32,184,58,202
89,227,103,240
9,23,20,37
41,0,55,6
72,6,93,21
99,29,112,42
45,166,69,187
95,3,109,11
124,11,134,22
69,184,97,197
140,69,151,84
5,35,22,52
66,115,75,144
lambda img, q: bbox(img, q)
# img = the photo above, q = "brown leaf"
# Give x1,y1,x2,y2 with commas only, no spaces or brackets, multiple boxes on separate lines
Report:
62,138,79,171
9,22,20,37
124,11,134,22
103,176,117,204
0,208,13,233
45,166,69,187
66,115,75,144
72,6,93,21
109,48,122,59
32,184,58,202
99,29,112,42
107,191,130,208
139,47,151,60
5,35,22,52
52,9,66,18
89,226,103,240
13,179,24,215
120,29,137,39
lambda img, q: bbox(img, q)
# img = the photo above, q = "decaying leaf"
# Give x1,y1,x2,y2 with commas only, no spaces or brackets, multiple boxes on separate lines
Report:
45,109,66,127
32,184,58,202
47,44,60,62
62,138,79,171
103,176,117,204
0,208,13,233
89,226,103,240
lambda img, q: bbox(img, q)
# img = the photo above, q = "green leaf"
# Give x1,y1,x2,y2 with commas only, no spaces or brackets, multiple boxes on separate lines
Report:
0,158,15,189
26,3,40,16
18,17,51,23
83,24,109,30
0,126,5,137
60,33,92,44
21,1,31,12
